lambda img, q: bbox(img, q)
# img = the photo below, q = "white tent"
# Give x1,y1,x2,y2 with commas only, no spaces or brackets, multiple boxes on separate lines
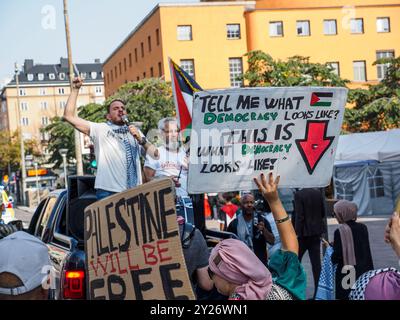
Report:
333,129,400,215
335,129,400,163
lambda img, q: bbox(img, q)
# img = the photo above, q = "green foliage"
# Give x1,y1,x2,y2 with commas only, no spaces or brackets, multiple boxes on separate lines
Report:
0,131,41,173
42,117,75,168
344,56,400,132
242,50,349,87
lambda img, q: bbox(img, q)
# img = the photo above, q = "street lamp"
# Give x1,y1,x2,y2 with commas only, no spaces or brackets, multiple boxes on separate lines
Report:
15,62,27,206
33,162,40,205
59,149,68,189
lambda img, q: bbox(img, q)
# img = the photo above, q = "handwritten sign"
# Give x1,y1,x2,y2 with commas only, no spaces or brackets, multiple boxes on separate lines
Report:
187,87,348,193
84,179,195,300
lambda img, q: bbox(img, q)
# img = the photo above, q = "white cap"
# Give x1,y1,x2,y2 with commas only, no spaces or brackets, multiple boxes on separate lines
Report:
0,231,51,295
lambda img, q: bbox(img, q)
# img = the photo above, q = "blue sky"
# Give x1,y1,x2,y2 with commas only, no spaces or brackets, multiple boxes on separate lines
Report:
0,0,198,88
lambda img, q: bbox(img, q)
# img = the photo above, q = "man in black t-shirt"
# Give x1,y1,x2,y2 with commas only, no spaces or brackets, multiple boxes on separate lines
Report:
227,194,275,265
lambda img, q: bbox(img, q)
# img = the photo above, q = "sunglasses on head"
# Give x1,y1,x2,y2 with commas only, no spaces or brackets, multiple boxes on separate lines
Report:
207,267,214,280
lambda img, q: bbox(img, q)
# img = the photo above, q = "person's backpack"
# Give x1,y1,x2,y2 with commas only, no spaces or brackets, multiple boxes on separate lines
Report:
181,222,196,249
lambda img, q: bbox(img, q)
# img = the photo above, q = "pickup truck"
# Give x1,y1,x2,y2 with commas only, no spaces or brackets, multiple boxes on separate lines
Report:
28,176,235,300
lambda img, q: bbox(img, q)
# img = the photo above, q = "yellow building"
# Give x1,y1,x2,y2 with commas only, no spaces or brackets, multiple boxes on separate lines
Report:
103,0,400,97
0,58,105,156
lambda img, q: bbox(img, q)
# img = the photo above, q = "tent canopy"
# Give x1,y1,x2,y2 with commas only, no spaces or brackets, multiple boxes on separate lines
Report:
335,129,400,163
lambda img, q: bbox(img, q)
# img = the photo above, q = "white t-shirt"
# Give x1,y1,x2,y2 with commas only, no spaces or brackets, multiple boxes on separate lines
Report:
144,145,188,197
89,122,144,193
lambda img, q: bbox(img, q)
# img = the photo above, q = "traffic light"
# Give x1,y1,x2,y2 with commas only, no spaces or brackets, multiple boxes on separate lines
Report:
90,159,97,169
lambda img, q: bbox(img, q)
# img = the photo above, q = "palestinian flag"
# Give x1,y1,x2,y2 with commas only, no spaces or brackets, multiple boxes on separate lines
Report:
169,58,202,138
310,92,333,107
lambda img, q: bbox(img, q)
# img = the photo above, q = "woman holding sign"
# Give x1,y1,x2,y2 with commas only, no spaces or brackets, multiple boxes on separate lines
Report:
207,173,307,300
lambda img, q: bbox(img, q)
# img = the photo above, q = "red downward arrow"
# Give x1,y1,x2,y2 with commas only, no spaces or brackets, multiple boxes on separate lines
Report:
295,121,334,174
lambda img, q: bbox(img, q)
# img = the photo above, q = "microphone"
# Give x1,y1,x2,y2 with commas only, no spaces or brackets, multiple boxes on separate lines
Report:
121,115,130,126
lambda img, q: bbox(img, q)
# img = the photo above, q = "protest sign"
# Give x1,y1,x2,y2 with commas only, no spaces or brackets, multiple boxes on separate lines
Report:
84,178,195,300
188,87,348,193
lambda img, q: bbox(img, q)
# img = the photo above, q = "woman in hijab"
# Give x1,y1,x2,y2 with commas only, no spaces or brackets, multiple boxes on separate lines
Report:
207,172,307,300
349,211,400,300
331,200,374,300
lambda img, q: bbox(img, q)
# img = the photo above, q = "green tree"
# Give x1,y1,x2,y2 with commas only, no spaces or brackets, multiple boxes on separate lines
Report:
0,130,41,173
242,50,349,87
344,56,400,132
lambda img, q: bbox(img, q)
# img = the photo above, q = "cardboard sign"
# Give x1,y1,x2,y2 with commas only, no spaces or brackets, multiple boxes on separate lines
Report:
188,87,348,193
84,179,195,300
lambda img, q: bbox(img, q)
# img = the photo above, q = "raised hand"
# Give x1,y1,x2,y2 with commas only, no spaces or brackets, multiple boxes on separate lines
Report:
72,77,83,90
253,172,281,204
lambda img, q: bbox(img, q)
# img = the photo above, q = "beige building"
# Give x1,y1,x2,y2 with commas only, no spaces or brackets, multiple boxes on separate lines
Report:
103,0,400,96
0,58,105,155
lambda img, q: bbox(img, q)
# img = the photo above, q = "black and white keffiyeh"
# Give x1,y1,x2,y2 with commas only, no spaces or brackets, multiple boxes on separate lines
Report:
107,122,139,188
349,267,400,300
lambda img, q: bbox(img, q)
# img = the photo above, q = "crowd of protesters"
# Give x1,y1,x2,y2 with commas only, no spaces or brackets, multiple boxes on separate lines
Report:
0,80,399,300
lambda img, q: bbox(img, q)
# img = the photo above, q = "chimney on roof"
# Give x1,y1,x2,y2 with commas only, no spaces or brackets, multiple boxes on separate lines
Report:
60,57,69,69
24,59,34,72
94,58,101,63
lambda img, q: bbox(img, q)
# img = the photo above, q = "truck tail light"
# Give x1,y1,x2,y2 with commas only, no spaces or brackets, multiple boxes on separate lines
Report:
63,270,85,299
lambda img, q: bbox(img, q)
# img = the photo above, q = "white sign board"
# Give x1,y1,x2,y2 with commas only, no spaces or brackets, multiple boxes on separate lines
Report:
187,87,348,193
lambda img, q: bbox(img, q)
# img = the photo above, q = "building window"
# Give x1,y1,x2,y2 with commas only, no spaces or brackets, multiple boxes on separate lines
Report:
150,67,154,77
19,89,26,96
115,66,118,79
143,72,146,79
41,117,49,126
58,88,65,94
229,58,243,88
80,72,87,79
129,53,132,67
95,86,102,94
177,25,192,41
324,19,337,35
137,76,140,81
38,73,44,81
148,36,152,52
40,101,48,110
180,59,195,78
141,42,144,57
111,70,114,82
91,71,97,79
269,21,283,37
124,58,127,72
59,101,66,109
21,117,29,126
335,180,354,201
350,18,364,34
368,168,385,198
376,51,395,80
376,17,390,33
135,48,138,62
227,24,241,39
119,62,122,75
353,61,367,81
296,20,310,36
27,74,34,81
59,73,66,80
39,88,46,95
20,102,28,111
41,132,50,142
106,73,110,85
327,62,340,76
158,62,162,77
156,28,160,46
